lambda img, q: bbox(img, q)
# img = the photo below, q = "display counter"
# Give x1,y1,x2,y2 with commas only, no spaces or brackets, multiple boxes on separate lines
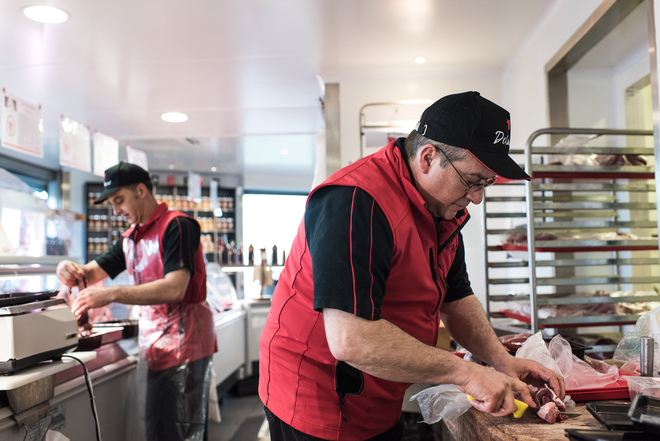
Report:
0,343,138,441
243,299,271,376
213,306,247,391
0,305,250,441
443,400,622,441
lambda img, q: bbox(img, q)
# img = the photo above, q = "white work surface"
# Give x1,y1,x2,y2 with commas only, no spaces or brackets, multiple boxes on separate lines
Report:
0,352,96,390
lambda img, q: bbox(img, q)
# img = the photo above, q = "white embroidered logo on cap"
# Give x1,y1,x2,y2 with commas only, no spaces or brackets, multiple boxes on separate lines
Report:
494,131,510,146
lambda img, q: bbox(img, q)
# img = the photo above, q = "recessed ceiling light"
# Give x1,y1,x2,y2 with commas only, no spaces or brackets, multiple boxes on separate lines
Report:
23,5,69,24
161,112,188,123
211,167,217,172
415,57,427,64
281,149,289,155
168,164,174,170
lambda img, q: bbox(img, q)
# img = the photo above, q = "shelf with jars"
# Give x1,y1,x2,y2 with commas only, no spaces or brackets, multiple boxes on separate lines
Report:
85,182,236,263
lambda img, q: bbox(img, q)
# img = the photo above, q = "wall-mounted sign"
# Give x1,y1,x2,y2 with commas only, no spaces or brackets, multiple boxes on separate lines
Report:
126,144,149,171
1,90,43,157
59,117,91,172
93,131,119,177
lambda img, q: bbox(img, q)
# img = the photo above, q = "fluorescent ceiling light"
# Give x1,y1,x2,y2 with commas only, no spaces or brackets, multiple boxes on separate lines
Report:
415,57,427,64
161,112,188,123
23,5,69,23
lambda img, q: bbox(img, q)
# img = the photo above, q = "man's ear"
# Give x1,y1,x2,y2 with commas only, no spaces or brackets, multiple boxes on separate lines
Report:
136,183,146,198
419,144,436,174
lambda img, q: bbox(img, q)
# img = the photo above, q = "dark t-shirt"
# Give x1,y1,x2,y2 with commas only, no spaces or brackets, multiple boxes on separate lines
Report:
305,185,473,320
96,216,201,279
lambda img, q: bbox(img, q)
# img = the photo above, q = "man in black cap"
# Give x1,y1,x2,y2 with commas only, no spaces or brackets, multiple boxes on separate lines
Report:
56,162,217,441
259,92,565,440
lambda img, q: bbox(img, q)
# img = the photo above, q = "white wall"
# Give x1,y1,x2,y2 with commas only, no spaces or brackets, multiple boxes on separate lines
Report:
502,0,604,147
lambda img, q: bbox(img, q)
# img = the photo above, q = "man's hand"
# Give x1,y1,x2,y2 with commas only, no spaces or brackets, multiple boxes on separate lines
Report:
70,286,115,319
457,363,534,416
494,355,566,408
56,260,86,287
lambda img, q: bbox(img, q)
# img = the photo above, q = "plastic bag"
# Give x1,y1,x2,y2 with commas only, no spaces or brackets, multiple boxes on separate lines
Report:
613,306,660,375
409,384,472,424
516,332,619,389
205,262,238,313
515,332,561,374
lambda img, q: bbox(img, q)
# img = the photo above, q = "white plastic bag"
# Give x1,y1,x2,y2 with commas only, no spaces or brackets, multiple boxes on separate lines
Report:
613,306,660,375
515,332,562,375
548,335,618,389
516,332,619,389
409,384,472,424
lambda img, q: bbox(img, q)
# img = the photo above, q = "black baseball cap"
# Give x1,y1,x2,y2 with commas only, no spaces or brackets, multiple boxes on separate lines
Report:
416,91,530,181
93,162,151,204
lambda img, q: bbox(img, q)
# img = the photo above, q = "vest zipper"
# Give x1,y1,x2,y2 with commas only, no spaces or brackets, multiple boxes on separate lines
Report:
425,206,470,315
429,247,444,316
338,394,347,423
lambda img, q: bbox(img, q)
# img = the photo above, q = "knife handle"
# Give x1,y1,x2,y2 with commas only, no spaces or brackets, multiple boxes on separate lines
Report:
466,394,528,418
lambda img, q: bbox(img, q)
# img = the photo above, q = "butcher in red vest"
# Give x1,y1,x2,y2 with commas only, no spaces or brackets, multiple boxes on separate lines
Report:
56,161,217,441
259,92,565,440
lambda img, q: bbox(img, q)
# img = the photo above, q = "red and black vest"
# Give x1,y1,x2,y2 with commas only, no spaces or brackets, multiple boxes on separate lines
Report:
259,142,468,440
123,203,217,371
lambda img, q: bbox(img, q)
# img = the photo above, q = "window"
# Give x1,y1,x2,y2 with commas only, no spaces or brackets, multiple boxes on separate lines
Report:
241,192,308,298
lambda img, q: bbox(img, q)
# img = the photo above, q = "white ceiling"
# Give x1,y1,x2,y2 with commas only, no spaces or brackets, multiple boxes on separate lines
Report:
0,0,599,186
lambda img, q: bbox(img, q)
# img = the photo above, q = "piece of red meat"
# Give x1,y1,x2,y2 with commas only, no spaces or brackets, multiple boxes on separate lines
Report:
537,402,568,423
530,384,567,423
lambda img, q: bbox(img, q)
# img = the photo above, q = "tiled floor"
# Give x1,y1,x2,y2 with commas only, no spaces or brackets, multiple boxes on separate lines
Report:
208,392,266,441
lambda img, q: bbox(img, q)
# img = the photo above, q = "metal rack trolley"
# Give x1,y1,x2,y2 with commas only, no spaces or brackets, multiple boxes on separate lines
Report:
483,128,658,339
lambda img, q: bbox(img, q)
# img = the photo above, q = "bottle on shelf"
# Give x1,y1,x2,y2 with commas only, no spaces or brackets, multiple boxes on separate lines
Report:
228,241,235,265
282,249,286,265
237,242,243,266
248,243,254,265
221,235,230,264
218,237,226,265
272,244,278,266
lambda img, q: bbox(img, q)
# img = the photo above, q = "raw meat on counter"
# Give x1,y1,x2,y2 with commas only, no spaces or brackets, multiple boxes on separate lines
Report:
530,384,568,424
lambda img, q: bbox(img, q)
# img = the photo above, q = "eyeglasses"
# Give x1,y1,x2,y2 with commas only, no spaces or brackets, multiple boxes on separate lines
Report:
436,148,498,192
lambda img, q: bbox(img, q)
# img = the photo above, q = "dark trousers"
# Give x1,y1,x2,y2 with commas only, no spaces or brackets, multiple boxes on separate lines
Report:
145,356,212,441
264,406,405,441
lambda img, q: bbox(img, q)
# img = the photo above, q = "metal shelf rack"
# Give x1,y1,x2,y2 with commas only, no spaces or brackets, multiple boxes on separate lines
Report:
483,127,659,335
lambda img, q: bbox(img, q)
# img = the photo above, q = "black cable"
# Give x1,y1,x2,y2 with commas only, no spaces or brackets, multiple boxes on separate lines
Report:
40,414,54,441
62,354,102,441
